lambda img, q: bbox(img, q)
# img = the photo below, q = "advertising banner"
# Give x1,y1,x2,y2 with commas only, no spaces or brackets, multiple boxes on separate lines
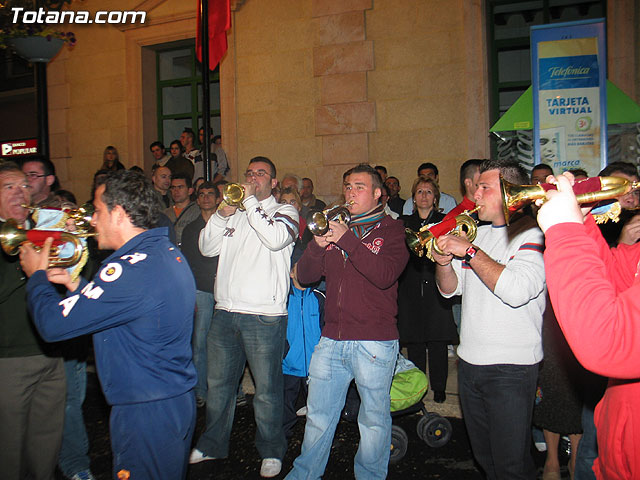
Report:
531,20,607,176
1,139,38,157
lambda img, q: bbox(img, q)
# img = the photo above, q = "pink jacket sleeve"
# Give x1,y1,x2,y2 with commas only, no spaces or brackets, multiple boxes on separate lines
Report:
544,216,640,378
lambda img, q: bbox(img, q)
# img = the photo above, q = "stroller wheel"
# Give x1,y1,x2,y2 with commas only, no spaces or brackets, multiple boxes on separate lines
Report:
389,425,408,464
420,414,452,448
416,413,440,441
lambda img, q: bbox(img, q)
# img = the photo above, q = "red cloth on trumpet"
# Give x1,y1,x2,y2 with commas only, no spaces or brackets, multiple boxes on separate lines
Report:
26,229,65,247
427,197,476,238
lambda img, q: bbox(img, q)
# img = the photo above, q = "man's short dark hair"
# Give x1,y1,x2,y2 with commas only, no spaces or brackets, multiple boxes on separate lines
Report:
213,135,221,143
531,164,554,175
20,155,59,190
20,155,56,177
302,177,313,186
375,165,388,175
197,181,218,198
97,170,160,230
417,162,438,176
459,159,483,194
171,172,192,189
249,156,277,178
343,164,382,191
385,176,399,184
182,128,195,141
568,168,588,178
149,141,165,151
599,161,639,178
480,159,530,186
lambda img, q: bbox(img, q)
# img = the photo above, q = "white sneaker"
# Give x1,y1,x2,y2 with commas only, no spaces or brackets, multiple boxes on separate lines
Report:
296,406,307,416
534,441,547,452
260,458,282,478
189,448,216,464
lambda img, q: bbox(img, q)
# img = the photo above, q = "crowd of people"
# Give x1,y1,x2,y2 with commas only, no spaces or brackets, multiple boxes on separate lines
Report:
1,143,639,480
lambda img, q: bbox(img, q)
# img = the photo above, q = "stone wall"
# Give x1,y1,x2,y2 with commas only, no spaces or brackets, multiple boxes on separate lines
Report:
46,0,637,203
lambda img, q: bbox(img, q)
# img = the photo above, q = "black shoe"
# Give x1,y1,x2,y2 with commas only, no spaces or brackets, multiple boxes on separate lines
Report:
433,391,446,403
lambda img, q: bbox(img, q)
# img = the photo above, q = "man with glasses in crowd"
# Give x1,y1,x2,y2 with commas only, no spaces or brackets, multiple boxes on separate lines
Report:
21,156,60,207
190,156,299,478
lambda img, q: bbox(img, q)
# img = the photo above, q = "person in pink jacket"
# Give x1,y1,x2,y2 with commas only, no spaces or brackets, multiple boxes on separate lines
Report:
538,172,640,480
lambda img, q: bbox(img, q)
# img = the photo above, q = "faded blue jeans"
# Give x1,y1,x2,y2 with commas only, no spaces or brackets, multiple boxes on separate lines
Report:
286,337,398,480
58,358,91,477
196,310,288,460
193,291,215,400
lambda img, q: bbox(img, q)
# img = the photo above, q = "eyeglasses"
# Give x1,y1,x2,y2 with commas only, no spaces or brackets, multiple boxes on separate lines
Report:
25,173,47,179
244,170,271,179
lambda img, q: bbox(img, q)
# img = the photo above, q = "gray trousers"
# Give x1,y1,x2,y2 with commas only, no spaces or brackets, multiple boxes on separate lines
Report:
0,355,66,480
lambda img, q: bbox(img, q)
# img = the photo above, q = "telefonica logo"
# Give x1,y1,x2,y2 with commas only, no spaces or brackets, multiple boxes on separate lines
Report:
548,66,591,78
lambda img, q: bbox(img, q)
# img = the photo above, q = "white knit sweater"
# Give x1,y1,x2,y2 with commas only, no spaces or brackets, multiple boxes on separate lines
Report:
440,217,546,365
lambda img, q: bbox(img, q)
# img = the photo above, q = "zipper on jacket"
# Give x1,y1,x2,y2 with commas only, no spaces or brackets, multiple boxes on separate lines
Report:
337,258,346,340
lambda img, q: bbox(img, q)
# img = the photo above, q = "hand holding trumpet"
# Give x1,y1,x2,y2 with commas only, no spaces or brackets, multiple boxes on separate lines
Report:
19,236,53,277
19,237,80,290
536,172,587,233
313,218,349,248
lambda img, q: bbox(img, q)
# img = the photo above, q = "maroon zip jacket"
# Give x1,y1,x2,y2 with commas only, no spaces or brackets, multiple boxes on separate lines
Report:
297,216,409,341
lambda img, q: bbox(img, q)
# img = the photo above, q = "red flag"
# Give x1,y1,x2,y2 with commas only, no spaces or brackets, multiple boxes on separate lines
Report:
196,0,231,70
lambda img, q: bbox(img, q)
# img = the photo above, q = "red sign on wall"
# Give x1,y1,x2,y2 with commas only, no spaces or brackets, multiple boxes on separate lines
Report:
1,139,38,157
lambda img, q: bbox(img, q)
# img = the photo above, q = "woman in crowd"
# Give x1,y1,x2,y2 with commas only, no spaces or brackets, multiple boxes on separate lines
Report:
533,303,586,480
100,146,125,171
398,177,457,403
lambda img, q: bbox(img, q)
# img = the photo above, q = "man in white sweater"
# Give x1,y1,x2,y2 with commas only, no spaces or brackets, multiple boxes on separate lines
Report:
433,159,545,480
190,156,299,478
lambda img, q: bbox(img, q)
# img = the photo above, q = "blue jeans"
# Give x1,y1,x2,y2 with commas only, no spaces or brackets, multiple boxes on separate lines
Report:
197,310,288,459
58,358,91,477
286,337,398,480
458,360,539,480
574,403,598,480
193,291,215,400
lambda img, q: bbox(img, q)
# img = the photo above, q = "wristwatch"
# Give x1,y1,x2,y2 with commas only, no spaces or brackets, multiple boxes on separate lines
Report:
463,245,478,262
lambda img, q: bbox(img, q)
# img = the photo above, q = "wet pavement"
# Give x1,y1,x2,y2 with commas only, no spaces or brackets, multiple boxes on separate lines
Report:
55,364,562,479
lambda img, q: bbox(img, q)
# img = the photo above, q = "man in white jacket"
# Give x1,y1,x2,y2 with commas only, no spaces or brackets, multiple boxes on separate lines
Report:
190,156,299,478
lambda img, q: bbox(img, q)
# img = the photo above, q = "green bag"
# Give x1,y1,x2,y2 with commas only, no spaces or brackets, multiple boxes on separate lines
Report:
390,366,429,412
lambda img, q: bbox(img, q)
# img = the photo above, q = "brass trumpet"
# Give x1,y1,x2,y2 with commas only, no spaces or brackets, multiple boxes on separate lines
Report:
22,203,95,233
500,176,640,225
405,207,480,260
0,219,96,267
218,183,246,211
308,201,354,236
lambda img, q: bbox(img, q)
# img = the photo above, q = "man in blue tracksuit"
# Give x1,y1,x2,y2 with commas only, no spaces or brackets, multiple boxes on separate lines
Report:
20,170,197,480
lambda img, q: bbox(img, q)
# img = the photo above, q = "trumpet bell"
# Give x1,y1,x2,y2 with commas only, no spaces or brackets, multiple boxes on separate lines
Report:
405,228,430,257
0,219,92,267
222,183,246,210
308,203,352,236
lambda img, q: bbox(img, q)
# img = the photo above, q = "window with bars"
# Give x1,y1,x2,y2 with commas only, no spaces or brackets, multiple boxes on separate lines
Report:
156,42,221,148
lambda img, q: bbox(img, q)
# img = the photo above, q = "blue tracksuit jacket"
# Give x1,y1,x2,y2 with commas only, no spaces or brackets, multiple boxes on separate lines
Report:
27,228,197,405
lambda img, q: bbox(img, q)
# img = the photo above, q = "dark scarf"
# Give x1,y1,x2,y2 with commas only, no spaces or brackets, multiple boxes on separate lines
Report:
349,204,386,239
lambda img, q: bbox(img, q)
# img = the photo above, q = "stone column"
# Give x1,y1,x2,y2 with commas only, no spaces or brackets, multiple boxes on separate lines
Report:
312,0,375,197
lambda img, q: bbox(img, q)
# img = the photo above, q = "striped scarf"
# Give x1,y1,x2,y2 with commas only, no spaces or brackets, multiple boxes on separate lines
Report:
349,204,386,239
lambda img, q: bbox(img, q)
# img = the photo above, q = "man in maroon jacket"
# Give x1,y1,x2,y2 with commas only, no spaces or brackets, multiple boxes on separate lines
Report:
285,164,409,480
